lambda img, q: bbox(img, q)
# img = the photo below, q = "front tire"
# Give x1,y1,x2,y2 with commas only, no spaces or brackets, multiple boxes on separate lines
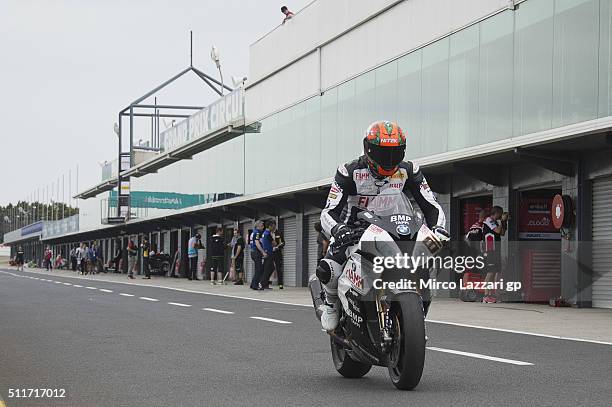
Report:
330,337,372,378
387,293,426,390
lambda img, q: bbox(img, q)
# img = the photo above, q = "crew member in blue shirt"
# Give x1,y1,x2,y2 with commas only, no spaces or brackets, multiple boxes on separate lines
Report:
258,220,276,290
249,220,266,290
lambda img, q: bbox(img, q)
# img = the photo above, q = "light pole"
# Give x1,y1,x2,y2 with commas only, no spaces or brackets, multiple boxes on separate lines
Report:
210,45,224,95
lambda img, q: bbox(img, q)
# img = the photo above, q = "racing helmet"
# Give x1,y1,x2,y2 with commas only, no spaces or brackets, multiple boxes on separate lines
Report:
363,121,406,178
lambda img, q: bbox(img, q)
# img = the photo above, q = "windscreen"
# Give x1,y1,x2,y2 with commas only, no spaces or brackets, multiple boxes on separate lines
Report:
362,192,416,217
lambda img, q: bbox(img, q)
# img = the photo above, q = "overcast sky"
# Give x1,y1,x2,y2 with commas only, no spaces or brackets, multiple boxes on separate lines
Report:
0,0,311,206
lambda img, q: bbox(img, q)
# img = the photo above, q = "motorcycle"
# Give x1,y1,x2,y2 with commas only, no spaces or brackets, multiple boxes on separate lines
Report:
309,193,446,390
148,251,172,276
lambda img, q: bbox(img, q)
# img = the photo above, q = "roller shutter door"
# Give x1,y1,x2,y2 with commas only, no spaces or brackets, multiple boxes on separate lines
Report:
592,177,612,308
242,222,254,284
307,213,321,278
281,217,297,287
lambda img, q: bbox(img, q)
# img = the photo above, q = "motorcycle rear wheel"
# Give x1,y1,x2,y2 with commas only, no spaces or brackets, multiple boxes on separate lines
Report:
387,293,426,390
330,337,372,378
160,261,171,275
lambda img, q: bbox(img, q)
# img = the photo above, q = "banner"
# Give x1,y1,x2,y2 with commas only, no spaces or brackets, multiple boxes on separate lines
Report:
110,191,206,210
160,88,244,152
109,191,240,210
519,197,560,240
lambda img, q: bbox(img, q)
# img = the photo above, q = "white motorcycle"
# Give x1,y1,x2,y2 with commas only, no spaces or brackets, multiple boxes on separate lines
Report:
310,193,446,390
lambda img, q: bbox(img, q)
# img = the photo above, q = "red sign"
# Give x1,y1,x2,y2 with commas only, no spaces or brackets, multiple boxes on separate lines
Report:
551,194,565,229
519,197,559,240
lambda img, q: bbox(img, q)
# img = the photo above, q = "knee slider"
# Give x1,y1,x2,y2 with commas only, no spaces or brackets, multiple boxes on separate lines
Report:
316,261,332,284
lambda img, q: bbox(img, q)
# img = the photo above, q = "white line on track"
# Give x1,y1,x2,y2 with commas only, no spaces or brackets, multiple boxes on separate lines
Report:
119,293,134,297
139,297,159,302
203,308,234,315
6,269,611,347
167,302,191,307
250,316,292,324
99,289,113,293
426,347,533,366
426,319,612,347
73,284,83,288
85,286,97,290
62,282,72,286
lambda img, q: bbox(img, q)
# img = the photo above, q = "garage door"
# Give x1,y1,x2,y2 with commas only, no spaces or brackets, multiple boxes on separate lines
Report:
282,217,297,287
593,177,612,308
306,213,322,278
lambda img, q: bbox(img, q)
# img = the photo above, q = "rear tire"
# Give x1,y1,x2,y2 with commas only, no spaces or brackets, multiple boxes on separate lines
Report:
330,337,372,378
160,261,170,275
387,293,426,390
466,289,480,302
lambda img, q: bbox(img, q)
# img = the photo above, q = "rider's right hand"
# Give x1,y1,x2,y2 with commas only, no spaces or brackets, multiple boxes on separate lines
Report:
331,224,357,249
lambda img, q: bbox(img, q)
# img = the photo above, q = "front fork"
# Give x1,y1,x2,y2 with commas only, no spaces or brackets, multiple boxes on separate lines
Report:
376,291,394,351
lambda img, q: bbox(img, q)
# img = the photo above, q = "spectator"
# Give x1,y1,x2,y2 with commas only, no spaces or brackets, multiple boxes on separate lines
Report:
15,246,24,271
230,228,245,285
314,221,329,264
209,227,225,285
187,233,203,281
249,220,266,290
141,236,151,279
111,240,123,273
482,206,508,303
258,220,276,290
44,247,53,271
95,241,104,273
76,243,86,274
272,223,285,289
465,209,487,254
70,246,77,271
281,5,294,24
127,240,137,279
86,243,97,275
54,253,64,269
88,242,96,274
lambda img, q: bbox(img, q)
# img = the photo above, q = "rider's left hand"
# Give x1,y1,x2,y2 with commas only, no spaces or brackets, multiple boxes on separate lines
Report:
431,226,450,242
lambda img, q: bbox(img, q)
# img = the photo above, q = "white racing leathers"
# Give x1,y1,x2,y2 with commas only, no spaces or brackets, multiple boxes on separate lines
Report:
317,156,446,311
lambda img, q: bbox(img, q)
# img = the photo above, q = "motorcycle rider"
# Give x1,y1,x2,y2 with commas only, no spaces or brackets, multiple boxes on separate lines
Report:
317,121,449,331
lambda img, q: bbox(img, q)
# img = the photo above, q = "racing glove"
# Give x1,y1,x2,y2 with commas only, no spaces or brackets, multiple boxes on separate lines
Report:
331,224,358,249
431,226,450,242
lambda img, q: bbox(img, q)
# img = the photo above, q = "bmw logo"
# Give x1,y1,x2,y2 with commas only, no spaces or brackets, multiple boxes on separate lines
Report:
396,224,410,236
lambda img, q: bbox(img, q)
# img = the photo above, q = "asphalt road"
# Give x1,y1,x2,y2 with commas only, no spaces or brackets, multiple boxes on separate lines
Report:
1,269,611,407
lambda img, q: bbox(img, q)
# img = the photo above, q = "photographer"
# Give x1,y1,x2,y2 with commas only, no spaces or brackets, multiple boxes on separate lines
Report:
187,233,203,281
141,237,151,280
482,206,509,303
272,224,285,289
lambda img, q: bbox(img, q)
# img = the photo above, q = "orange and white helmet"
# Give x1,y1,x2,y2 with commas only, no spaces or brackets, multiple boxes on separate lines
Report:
363,121,406,178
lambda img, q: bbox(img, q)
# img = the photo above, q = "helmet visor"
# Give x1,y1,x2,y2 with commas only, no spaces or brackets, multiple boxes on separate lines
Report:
366,143,405,170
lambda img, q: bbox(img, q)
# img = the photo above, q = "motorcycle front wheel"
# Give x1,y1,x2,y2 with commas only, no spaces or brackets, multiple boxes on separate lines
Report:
330,337,372,378
387,293,426,390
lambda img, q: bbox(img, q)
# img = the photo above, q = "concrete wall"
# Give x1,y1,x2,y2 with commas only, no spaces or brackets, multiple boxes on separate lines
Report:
247,0,512,120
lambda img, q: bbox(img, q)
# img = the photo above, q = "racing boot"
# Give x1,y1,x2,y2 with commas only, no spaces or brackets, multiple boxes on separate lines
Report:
316,258,342,331
320,296,340,331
